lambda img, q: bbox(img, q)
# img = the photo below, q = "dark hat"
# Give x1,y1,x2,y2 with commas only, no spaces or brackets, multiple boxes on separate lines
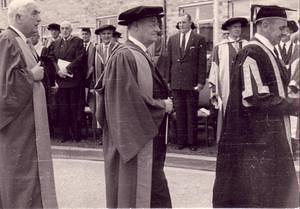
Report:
95,24,116,35
118,6,164,26
47,23,60,31
287,20,298,33
113,31,122,38
176,21,197,30
221,17,248,30
251,5,295,23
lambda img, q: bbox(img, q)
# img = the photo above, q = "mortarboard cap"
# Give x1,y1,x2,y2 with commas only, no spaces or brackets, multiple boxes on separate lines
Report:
118,6,164,26
113,31,122,38
47,23,60,31
221,17,248,30
251,5,295,23
95,24,116,35
287,20,298,33
78,26,93,33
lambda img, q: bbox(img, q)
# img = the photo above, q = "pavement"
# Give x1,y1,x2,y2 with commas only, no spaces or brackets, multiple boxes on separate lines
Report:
53,159,215,208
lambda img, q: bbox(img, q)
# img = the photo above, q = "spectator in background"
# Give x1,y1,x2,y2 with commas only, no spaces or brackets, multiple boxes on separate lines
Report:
48,21,85,142
44,23,61,47
113,30,122,43
167,13,207,151
275,20,299,68
0,0,57,208
208,17,248,142
94,24,119,80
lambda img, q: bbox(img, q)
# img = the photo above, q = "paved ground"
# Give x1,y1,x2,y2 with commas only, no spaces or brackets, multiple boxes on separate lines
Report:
53,159,215,208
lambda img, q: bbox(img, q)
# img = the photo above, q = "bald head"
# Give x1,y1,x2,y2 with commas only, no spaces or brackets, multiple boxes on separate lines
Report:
60,21,72,39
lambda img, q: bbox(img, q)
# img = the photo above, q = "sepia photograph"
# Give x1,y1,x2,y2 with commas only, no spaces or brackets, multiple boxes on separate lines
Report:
0,0,299,208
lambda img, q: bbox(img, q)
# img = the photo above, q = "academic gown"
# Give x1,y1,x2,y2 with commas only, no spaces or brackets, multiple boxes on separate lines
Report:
213,38,300,208
95,41,172,208
0,28,57,208
208,38,248,142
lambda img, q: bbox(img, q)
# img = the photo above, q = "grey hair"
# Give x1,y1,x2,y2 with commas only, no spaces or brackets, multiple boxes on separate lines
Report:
60,21,72,29
7,0,37,24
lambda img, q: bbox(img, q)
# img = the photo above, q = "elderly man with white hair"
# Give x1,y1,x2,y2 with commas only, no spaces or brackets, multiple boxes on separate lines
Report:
0,0,58,208
48,20,85,142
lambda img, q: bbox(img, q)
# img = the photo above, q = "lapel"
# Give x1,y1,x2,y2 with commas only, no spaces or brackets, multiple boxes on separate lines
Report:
175,33,181,57
183,31,194,55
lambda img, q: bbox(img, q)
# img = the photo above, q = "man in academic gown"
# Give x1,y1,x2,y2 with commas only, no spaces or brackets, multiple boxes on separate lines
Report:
208,17,248,142
48,21,85,142
94,24,119,79
213,5,300,208
95,6,173,208
0,0,57,208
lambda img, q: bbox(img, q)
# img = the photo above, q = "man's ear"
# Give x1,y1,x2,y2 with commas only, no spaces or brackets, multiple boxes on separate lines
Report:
15,14,22,24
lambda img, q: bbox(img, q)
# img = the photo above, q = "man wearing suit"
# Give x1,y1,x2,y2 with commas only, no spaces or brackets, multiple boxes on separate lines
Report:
48,21,85,142
167,13,207,151
94,24,119,79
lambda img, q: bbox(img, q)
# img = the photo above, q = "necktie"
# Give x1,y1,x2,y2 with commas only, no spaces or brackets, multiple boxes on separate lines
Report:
145,49,153,63
83,42,87,49
282,43,288,64
180,33,186,56
233,41,240,52
26,40,38,61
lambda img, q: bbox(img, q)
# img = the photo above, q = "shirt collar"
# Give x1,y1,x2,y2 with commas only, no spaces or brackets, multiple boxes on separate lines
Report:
103,41,111,48
181,29,192,38
255,33,276,55
228,36,240,42
128,35,147,52
9,25,27,43
280,40,291,48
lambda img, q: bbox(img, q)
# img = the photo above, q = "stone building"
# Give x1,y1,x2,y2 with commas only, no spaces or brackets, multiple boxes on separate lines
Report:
0,0,299,51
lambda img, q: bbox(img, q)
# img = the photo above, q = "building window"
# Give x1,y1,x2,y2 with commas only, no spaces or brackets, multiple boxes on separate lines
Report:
1,0,8,9
179,2,214,52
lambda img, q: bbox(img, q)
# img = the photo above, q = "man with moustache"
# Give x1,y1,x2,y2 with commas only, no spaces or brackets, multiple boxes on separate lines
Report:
95,6,173,208
48,21,85,142
213,5,300,208
0,0,57,208
167,13,207,151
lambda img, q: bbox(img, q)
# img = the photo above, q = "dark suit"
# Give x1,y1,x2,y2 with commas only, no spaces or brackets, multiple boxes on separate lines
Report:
48,36,85,141
40,44,59,136
167,31,207,146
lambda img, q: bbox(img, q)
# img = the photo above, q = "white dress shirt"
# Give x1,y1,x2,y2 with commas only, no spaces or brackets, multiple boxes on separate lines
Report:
180,29,192,50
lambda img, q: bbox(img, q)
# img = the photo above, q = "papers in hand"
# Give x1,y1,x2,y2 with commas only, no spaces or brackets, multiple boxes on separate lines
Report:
58,59,73,77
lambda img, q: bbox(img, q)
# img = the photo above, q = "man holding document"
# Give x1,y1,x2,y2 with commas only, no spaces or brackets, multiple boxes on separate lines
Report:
48,21,85,142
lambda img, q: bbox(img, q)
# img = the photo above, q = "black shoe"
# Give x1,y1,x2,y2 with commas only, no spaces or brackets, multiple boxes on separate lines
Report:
177,145,186,150
60,138,68,143
189,146,198,151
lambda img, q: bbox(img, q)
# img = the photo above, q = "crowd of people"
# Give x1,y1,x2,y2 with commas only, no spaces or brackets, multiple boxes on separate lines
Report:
0,0,299,208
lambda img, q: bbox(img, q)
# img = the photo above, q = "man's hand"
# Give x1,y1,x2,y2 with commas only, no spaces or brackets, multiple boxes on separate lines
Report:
58,68,73,78
31,61,44,81
164,97,173,114
194,83,204,92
